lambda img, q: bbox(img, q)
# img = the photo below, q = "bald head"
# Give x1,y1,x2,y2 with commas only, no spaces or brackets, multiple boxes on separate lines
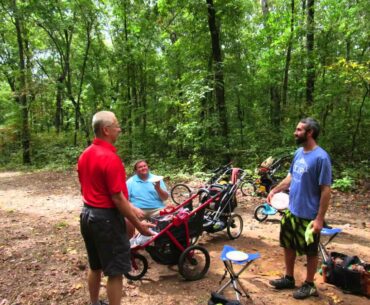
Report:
92,111,116,137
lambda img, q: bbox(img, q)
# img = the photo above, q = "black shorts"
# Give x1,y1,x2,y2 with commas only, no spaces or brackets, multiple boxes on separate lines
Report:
80,205,131,276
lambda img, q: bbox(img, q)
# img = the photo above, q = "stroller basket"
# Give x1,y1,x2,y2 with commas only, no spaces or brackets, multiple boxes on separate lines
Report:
146,208,205,265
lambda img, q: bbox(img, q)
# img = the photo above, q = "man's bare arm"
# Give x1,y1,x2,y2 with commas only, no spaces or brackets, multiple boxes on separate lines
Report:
154,181,169,201
266,174,292,204
312,185,331,233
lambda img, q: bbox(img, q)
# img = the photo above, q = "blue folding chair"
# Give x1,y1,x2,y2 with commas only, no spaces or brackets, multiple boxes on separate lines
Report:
217,245,260,302
319,227,342,262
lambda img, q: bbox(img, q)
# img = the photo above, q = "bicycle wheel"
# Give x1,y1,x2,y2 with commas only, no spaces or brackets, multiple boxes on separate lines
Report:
171,183,192,205
178,245,210,281
254,205,268,222
124,252,148,281
226,213,243,240
240,180,256,196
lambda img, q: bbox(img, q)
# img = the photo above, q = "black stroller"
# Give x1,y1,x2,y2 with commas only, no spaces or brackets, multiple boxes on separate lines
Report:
170,162,232,205
201,168,247,240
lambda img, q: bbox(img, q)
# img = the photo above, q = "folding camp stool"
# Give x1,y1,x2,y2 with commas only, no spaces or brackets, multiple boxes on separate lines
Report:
217,245,260,302
319,227,342,262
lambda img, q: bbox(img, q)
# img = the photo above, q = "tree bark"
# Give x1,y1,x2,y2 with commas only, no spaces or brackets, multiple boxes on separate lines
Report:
282,0,295,107
260,0,281,129
36,21,68,134
206,0,229,148
13,0,31,164
74,18,93,145
306,0,315,105
351,84,369,158
123,0,133,152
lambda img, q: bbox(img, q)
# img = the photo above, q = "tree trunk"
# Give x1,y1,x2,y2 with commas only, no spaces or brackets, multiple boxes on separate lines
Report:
351,84,369,158
260,0,281,130
123,0,133,152
74,20,93,146
55,76,64,133
35,21,67,134
206,0,229,149
236,93,244,146
282,0,295,107
63,29,91,146
13,0,31,164
306,0,315,105
139,63,147,135
270,87,281,127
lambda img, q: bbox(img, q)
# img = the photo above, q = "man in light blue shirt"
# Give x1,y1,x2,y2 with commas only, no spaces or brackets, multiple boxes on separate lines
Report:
127,160,170,219
267,118,332,300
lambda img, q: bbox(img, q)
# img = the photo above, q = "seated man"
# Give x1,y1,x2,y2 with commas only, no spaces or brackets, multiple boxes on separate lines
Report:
127,160,170,219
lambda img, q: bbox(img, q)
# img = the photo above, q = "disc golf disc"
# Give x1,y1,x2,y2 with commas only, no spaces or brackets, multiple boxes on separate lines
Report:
271,192,289,210
148,176,163,183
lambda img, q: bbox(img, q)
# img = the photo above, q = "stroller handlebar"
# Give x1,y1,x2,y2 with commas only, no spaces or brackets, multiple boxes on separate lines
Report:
211,161,233,174
197,188,210,195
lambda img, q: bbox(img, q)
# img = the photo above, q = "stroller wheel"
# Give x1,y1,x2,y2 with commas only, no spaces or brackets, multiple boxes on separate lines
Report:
226,214,243,239
171,183,192,205
254,205,268,222
240,180,255,196
124,252,148,281
178,245,210,281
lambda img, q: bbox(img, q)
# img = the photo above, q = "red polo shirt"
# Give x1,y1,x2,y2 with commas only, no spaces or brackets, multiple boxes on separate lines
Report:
77,138,128,208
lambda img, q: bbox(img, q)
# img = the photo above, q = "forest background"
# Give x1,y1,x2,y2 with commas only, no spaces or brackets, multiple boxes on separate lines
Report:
0,0,369,188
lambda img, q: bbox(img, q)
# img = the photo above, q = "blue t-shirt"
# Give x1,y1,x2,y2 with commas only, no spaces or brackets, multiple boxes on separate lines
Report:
127,173,168,209
289,146,332,219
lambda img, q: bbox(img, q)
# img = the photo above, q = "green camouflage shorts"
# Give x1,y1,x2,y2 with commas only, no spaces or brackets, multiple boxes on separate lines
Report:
280,210,320,256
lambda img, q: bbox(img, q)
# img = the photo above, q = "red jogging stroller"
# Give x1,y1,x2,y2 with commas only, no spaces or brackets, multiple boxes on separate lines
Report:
125,186,226,281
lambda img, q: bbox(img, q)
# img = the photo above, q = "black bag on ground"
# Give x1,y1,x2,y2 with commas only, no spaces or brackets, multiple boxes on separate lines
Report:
323,251,370,296
207,292,242,305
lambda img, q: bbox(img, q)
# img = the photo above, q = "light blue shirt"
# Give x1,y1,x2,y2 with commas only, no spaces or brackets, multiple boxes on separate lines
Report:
127,173,167,209
289,146,332,219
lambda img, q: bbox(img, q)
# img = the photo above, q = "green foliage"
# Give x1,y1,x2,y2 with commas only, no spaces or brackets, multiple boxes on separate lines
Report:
0,131,84,170
31,133,84,169
0,0,368,183
332,161,370,192
332,176,355,192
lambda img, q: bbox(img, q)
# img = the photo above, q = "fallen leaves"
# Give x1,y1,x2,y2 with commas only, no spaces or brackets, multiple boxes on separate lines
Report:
0,171,369,305
326,292,343,304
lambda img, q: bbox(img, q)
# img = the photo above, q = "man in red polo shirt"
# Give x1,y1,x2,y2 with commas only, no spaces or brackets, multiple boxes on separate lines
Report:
78,111,154,305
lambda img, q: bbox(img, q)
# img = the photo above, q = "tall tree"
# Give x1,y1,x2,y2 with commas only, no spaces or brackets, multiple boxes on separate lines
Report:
260,0,282,130
206,0,229,149
282,0,295,107
5,0,32,164
306,0,315,105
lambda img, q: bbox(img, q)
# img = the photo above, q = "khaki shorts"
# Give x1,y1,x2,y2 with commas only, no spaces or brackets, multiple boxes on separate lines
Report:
142,208,163,219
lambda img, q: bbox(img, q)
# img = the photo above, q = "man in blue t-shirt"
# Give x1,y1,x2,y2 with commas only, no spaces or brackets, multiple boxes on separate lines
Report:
267,117,332,300
127,160,170,219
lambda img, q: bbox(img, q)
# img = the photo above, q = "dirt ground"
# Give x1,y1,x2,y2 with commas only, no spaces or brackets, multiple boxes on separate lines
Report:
0,170,369,305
